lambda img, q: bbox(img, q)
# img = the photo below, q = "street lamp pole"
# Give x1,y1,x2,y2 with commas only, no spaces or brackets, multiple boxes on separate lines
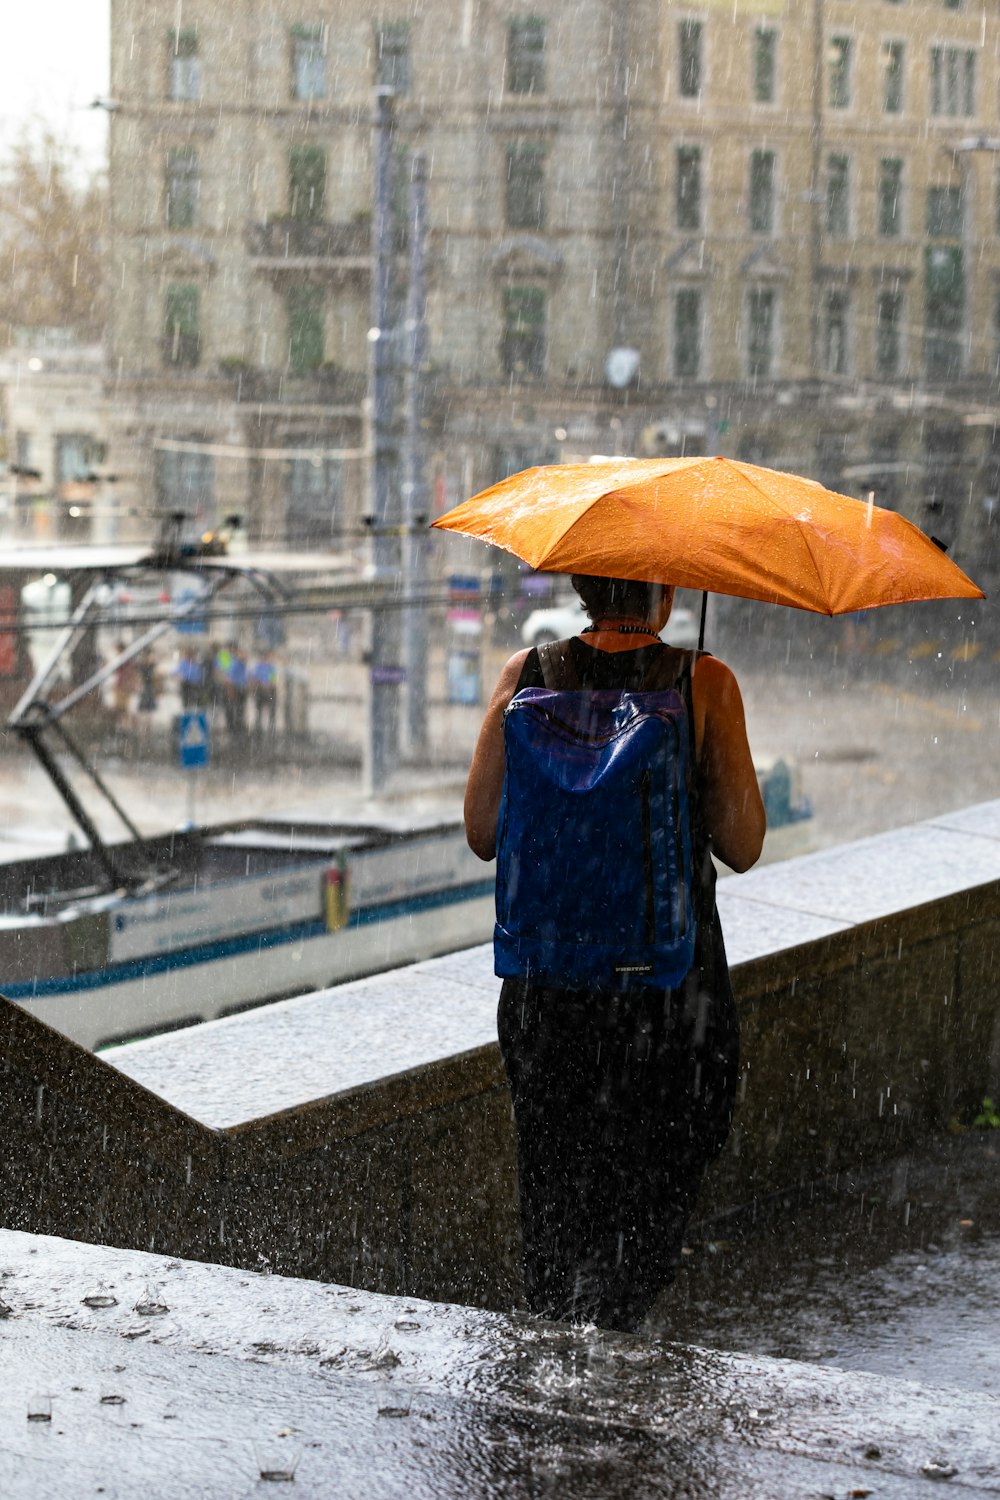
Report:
369,86,403,792
402,151,429,757
809,0,825,378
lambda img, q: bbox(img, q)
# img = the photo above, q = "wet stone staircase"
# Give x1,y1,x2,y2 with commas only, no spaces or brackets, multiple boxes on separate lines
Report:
1,1228,998,1498
3,801,1000,1492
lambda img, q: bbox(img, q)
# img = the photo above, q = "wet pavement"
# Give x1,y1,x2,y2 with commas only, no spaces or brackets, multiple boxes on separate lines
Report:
3,1216,1000,1498
659,1132,1000,1397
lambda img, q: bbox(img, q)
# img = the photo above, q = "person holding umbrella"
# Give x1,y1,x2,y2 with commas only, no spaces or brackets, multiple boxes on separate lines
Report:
465,571,764,1332
446,454,982,1333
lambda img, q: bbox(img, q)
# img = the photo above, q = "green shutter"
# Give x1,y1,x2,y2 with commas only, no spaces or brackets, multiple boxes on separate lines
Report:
925,245,964,305
287,284,325,372
289,147,326,222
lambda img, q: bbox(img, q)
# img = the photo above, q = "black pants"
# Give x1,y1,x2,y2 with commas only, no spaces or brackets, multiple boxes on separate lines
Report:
498,922,738,1333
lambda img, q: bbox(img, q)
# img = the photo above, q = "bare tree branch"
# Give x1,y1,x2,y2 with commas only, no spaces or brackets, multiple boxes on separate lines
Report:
0,123,107,343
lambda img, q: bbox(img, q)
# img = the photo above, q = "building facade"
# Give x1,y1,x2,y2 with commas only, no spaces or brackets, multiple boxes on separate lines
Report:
106,0,1000,589
0,339,113,545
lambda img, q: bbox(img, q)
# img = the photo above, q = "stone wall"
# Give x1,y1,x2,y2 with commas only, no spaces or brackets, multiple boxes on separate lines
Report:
3,807,1000,1310
0,998,518,1306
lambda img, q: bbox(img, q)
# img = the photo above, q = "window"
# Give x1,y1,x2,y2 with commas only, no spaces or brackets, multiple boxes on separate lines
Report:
675,146,701,231
823,289,849,376
506,144,546,230
925,245,964,379
753,27,777,104
286,284,325,373
749,150,775,234
875,290,903,378
826,154,850,236
679,20,703,99
871,429,901,511
167,28,201,102
55,434,94,484
882,40,904,114
923,424,963,539
747,288,775,378
502,287,545,378
375,22,410,94
930,47,975,118
508,18,545,95
925,187,964,377
163,284,200,367
155,441,215,525
927,185,963,238
291,24,326,101
878,158,902,238
288,146,326,221
165,147,200,229
828,36,852,109
673,288,702,378
284,438,343,546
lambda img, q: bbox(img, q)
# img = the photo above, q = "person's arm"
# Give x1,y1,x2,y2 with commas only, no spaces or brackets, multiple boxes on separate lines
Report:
464,649,530,861
691,654,766,873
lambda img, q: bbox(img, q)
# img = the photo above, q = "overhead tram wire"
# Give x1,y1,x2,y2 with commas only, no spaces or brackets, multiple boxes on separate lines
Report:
0,584,509,638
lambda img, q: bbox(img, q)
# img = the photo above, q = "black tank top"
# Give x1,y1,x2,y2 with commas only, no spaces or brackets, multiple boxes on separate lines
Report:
516,638,692,695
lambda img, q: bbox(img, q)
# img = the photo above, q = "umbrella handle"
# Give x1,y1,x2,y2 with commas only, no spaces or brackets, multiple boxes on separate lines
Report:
698,591,708,652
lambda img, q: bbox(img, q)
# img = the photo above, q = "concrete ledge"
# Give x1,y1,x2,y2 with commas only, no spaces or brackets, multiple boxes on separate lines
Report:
2,1229,999,1499
2,802,1000,1309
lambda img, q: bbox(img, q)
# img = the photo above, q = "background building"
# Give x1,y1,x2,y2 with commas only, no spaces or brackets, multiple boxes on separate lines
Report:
0,339,113,544
105,0,1000,590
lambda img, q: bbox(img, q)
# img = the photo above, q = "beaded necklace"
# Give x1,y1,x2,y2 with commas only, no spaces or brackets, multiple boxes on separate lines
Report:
580,619,660,640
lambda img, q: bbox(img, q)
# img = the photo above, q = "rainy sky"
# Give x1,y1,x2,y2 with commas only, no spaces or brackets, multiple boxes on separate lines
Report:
0,0,110,170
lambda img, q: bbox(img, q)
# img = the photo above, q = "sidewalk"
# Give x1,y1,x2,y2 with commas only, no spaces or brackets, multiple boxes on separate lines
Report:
3,1227,997,1499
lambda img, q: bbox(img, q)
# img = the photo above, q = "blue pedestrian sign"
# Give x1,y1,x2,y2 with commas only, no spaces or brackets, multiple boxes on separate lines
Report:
178,711,210,770
174,586,209,635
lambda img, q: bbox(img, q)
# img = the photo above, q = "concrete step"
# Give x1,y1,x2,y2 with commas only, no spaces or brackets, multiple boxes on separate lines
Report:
1,1229,997,1499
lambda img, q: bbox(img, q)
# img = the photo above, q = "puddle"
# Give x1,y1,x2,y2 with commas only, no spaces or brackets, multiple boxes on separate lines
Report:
652,1134,1000,1394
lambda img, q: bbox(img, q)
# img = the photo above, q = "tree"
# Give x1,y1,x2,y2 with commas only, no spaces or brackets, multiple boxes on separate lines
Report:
0,125,107,344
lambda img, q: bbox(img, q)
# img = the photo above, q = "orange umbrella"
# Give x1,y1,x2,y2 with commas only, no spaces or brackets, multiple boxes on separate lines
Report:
432,455,983,616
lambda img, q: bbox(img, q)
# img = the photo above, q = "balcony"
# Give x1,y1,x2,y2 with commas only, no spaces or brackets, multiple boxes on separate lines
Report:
246,219,371,281
221,362,367,408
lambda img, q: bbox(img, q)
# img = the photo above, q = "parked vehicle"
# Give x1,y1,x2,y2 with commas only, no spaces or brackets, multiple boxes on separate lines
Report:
521,596,700,650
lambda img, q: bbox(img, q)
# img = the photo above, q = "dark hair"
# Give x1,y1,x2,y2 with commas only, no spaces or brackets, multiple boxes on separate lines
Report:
570,574,664,622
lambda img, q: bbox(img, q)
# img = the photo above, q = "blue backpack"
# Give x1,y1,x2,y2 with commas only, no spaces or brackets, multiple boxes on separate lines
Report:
494,641,697,992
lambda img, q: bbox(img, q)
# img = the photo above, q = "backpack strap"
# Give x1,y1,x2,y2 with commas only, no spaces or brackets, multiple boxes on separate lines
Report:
536,639,582,689
640,644,694,694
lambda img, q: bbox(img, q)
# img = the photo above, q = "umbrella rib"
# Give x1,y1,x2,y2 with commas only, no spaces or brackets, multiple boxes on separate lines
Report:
734,465,831,607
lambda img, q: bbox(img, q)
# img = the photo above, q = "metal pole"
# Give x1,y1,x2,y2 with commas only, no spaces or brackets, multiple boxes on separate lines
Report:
809,0,825,377
369,87,403,791
611,0,629,348
403,151,429,756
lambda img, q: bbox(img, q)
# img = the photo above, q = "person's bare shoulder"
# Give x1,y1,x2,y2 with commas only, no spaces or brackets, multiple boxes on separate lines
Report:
692,652,739,690
492,648,532,706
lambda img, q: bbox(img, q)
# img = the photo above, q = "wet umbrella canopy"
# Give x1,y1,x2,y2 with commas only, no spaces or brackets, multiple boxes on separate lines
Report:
433,456,984,617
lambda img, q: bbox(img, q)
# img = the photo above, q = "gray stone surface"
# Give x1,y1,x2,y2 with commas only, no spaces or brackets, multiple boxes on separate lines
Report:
2,1229,998,1499
928,800,1000,841
107,963,500,1130
722,805,1000,925
714,888,850,961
